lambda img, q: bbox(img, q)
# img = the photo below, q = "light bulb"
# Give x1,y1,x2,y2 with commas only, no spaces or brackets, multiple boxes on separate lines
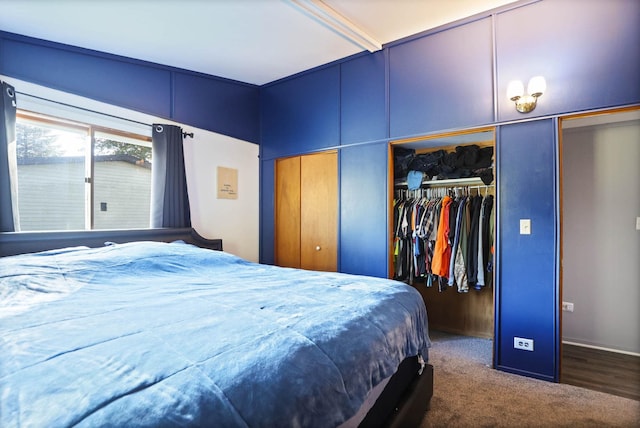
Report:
527,76,546,97
507,80,525,100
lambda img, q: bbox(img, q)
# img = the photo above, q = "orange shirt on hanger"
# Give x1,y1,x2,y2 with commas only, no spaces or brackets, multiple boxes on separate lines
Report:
431,195,452,278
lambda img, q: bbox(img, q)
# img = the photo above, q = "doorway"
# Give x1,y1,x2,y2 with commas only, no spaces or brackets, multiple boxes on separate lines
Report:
559,108,640,399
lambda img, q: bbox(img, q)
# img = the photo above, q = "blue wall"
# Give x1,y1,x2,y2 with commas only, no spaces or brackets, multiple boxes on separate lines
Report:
339,142,389,278
496,119,559,381
259,159,275,265
0,31,260,143
260,65,340,160
340,51,387,145
259,0,640,382
389,17,495,137
495,0,640,121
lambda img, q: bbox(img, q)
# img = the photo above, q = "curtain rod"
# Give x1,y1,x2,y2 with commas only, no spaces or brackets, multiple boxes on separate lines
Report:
16,91,152,127
15,91,194,139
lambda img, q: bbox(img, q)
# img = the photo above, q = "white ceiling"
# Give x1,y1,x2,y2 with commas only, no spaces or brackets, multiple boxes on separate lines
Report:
0,0,517,86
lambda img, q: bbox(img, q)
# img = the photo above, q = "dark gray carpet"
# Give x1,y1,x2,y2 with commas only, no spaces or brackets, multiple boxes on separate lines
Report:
420,331,640,427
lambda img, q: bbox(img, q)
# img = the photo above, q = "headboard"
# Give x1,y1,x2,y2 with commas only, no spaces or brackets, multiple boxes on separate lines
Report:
0,228,222,257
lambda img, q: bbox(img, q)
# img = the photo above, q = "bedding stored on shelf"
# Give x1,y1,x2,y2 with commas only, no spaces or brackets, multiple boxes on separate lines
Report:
0,241,430,427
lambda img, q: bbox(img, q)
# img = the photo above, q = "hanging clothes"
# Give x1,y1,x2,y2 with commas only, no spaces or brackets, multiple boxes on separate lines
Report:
392,186,494,294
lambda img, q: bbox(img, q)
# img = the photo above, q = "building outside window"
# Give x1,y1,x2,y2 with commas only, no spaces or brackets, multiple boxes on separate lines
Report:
16,111,152,231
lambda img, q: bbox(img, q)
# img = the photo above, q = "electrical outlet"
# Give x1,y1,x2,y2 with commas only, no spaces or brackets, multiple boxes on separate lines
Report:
562,302,574,312
514,337,534,351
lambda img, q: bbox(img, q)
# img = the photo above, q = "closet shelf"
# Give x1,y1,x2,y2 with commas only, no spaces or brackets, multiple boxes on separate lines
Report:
394,177,490,188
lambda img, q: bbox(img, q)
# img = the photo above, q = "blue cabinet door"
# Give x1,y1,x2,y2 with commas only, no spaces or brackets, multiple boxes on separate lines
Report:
495,0,640,122
389,17,494,138
495,119,559,381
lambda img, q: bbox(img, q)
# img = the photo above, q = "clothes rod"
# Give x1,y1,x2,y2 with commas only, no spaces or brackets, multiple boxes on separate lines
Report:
395,177,491,187
16,91,153,128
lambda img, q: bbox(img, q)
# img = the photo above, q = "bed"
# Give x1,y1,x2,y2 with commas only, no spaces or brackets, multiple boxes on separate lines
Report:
0,233,432,427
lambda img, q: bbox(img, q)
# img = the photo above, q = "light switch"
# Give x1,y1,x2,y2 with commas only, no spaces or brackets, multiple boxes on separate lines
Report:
520,219,531,235
636,216,640,231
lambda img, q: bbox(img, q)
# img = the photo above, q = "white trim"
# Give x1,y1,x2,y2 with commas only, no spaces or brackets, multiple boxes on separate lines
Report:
290,0,382,52
562,341,640,358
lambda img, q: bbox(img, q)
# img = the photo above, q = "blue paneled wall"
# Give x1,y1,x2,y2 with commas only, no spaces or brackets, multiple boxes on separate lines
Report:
389,17,495,137
260,159,275,266
495,0,640,121
0,34,172,118
260,66,340,160
259,0,639,383
339,142,389,278
340,51,387,145
0,31,260,143
496,119,558,381
173,72,259,143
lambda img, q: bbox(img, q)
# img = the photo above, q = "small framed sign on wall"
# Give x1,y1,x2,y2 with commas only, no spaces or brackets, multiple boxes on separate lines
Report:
217,166,238,199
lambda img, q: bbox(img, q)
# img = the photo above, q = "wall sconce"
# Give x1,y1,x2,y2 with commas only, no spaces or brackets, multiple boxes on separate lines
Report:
507,76,546,113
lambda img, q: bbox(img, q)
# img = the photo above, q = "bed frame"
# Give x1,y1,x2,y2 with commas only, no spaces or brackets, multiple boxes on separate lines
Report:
0,227,433,426
363,356,434,427
0,227,222,257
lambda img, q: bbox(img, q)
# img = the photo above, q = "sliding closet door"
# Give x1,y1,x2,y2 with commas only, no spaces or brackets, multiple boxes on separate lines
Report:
300,152,337,272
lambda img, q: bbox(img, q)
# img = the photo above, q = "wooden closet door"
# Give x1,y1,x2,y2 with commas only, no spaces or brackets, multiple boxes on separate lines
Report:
300,152,337,272
275,156,301,268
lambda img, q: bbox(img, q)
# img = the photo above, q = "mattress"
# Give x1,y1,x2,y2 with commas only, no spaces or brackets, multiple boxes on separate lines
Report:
0,241,430,427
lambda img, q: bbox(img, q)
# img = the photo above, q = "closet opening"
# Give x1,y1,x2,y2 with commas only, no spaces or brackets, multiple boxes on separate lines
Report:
389,127,496,367
559,107,640,400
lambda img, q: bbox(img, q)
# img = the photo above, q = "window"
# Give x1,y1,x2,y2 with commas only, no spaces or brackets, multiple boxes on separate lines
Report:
16,111,152,231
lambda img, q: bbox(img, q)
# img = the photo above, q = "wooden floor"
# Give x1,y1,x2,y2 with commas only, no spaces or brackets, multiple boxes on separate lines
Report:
561,343,640,401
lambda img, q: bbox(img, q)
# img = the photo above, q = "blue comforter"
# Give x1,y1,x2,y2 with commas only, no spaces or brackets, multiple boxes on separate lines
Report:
0,241,430,427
